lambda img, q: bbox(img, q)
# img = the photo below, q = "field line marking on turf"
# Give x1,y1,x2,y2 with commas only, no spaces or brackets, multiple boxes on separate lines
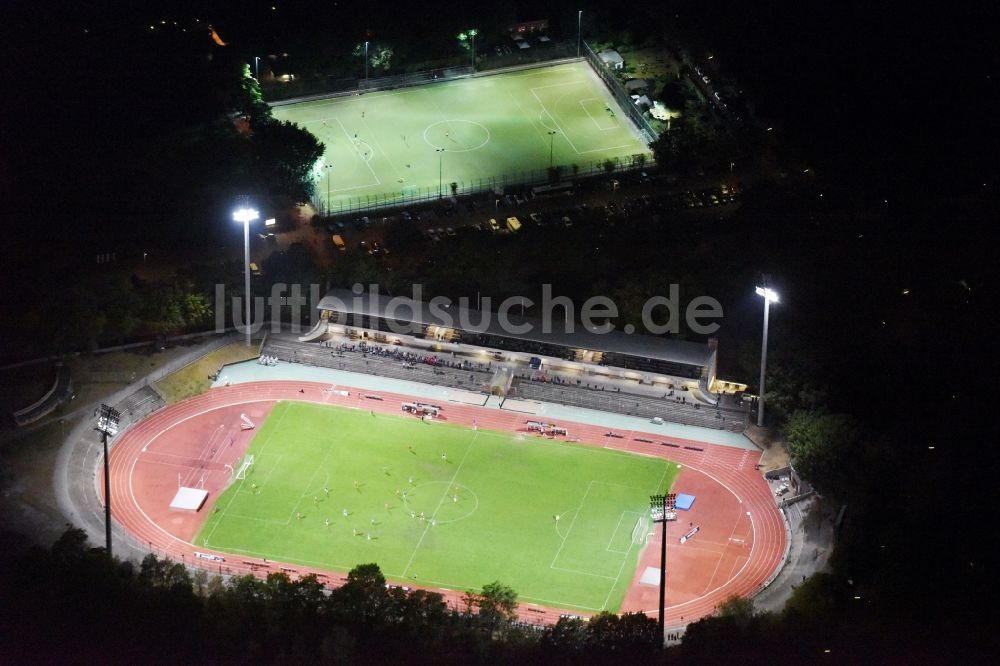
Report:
285,449,332,524
530,87,582,155
203,454,278,546
251,454,283,492
529,80,587,91
606,511,628,552
219,513,295,526
550,565,618,581
400,432,479,579
360,115,403,180
549,479,595,568
601,536,636,611
606,510,643,553
576,143,636,155
504,80,555,152
335,117,381,188
204,408,289,545
579,98,618,131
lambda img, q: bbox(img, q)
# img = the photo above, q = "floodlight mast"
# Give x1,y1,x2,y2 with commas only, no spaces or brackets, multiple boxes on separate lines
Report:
650,493,669,646
469,29,478,71
97,404,121,558
233,206,260,346
436,148,445,198
577,10,583,57
324,163,333,214
755,282,779,426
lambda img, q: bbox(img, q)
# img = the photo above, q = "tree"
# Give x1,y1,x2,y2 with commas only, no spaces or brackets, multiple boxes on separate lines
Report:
252,118,325,201
585,611,657,653
718,594,755,625
235,63,269,121
784,410,863,499
370,45,393,72
334,563,389,623
464,580,518,635
542,615,587,652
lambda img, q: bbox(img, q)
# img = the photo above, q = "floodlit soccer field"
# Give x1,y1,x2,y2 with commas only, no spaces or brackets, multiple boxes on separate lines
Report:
196,401,677,612
271,61,651,212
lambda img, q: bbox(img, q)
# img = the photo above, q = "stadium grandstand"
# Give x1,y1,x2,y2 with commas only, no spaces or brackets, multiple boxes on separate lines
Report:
258,289,749,431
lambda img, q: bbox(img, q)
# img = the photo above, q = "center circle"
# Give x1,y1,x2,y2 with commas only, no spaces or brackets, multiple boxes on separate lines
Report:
423,120,491,152
403,481,479,524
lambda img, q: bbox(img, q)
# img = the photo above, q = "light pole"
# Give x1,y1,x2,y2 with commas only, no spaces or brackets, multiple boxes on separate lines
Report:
254,55,260,80
364,41,369,82
97,404,120,559
577,10,583,57
650,493,672,646
436,148,445,198
233,205,260,346
548,130,558,169
324,163,333,214
755,283,779,427
469,29,478,71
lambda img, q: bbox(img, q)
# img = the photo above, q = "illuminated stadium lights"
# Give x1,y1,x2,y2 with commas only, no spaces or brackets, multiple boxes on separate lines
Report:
755,281,779,426
234,205,260,346
97,404,121,558
755,286,779,303
457,29,479,70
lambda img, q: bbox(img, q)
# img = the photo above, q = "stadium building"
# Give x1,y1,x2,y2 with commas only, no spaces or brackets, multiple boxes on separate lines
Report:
260,289,749,431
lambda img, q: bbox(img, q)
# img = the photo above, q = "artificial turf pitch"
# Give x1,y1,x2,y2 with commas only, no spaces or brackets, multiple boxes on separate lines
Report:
196,401,678,612
271,61,651,212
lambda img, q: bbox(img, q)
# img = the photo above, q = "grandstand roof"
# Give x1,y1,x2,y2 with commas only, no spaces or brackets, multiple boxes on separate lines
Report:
316,289,713,369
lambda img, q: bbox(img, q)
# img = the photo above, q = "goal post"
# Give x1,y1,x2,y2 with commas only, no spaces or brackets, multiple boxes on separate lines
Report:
631,516,649,545
235,454,255,480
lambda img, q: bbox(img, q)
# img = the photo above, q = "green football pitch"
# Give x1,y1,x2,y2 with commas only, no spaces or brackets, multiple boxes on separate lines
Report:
271,61,651,212
196,401,678,612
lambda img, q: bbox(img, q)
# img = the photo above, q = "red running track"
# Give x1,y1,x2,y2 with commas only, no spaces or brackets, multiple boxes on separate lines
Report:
104,381,785,627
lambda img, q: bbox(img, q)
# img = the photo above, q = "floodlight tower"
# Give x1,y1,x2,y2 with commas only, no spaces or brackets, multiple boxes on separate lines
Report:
650,493,672,646
233,204,260,346
755,281,779,427
577,10,583,57
469,28,478,71
97,404,121,558
548,130,558,168
436,148,445,198
365,41,369,82
324,163,333,214
253,55,260,79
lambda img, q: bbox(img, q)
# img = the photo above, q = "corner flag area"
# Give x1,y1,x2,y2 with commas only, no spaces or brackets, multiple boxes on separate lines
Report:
271,61,651,212
196,401,676,612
